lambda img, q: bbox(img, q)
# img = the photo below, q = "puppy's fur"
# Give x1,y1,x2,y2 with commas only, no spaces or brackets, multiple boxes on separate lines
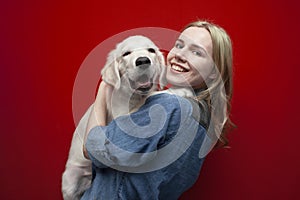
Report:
62,36,166,200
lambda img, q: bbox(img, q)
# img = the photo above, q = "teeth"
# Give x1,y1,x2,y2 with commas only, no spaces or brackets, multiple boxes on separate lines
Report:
171,64,185,72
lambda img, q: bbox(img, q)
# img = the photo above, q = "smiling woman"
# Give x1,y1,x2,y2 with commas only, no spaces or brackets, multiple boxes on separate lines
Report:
166,26,215,89
167,21,234,148
80,20,235,200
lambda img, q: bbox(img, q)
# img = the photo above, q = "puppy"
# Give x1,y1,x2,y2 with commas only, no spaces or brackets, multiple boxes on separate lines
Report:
62,35,166,200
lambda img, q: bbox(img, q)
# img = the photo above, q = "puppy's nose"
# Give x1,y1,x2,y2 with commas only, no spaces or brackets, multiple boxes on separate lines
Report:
136,57,151,68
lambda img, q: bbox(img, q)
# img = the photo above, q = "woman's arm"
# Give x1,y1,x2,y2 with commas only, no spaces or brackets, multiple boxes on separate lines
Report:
83,81,113,159
85,93,196,170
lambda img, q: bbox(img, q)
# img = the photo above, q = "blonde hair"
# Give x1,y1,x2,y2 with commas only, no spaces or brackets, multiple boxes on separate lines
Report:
184,20,235,147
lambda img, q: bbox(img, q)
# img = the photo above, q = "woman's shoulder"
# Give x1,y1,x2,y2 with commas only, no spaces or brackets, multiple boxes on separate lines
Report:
148,91,210,130
185,97,210,130
146,91,193,110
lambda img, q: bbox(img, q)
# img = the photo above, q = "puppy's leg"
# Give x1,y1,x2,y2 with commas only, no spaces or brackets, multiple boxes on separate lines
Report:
62,106,93,200
63,81,113,200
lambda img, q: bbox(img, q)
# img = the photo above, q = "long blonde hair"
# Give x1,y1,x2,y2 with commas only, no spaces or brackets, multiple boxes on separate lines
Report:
184,20,235,147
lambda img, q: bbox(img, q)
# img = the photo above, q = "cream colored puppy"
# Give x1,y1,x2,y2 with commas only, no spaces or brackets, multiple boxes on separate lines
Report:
62,35,166,200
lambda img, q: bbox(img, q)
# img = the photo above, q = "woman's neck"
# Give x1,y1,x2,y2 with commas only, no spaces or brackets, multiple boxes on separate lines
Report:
169,85,206,96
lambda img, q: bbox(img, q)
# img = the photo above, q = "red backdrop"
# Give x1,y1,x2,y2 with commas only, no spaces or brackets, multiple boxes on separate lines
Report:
1,0,299,199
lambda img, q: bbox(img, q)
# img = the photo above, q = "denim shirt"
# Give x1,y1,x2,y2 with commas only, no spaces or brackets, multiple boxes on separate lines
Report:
81,93,210,200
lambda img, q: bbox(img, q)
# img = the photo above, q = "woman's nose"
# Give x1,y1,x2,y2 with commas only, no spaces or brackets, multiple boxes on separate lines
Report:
175,52,187,63
175,49,186,63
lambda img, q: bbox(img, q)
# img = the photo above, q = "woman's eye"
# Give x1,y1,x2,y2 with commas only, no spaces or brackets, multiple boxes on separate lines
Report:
122,51,131,57
175,43,183,49
148,48,156,53
192,51,202,57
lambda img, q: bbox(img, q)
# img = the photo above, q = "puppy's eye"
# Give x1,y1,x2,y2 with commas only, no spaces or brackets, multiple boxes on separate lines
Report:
148,48,156,53
122,51,131,57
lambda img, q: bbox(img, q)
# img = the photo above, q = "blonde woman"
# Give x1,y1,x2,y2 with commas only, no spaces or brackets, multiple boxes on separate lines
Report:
82,20,234,200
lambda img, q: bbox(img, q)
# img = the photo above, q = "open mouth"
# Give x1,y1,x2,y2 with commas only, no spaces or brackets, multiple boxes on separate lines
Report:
136,82,153,93
171,63,189,72
129,78,154,94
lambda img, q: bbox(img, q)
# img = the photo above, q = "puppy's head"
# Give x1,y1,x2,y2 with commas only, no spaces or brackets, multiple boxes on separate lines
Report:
101,35,166,95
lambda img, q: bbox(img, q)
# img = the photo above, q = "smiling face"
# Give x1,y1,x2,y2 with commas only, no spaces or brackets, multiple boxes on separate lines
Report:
166,27,215,89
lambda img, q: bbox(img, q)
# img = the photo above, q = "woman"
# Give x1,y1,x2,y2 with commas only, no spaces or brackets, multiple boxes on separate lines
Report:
81,20,234,200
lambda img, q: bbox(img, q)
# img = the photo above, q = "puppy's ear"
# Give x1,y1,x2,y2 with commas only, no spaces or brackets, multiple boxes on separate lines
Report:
156,49,167,89
101,49,121,89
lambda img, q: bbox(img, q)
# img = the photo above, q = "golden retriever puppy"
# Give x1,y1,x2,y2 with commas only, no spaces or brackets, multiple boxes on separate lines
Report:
62,35,166,200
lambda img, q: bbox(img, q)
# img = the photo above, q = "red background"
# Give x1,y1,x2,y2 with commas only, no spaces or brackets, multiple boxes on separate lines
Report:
1,0,300,199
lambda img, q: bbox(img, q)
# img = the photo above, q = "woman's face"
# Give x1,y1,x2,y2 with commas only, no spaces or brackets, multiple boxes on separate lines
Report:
166,27,215,89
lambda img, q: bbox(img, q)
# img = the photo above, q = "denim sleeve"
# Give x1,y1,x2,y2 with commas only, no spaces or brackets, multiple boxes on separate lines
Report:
86,93,194,169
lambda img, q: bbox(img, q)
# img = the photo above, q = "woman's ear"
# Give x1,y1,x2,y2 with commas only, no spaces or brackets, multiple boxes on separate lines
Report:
208,65,218,80
101,49,121,89
208,72,217,80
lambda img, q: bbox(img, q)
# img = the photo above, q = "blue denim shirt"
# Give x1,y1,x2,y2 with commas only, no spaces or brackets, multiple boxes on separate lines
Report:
81,93,209,200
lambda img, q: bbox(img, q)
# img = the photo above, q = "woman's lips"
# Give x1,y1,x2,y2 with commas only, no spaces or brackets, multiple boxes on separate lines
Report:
171,63,189,72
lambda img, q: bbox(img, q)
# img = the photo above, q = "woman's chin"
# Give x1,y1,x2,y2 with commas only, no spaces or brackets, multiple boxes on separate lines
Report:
166,77,190,88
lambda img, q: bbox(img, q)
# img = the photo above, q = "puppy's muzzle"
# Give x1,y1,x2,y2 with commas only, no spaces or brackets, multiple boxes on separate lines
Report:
135,57,151,69
129,56,155,95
